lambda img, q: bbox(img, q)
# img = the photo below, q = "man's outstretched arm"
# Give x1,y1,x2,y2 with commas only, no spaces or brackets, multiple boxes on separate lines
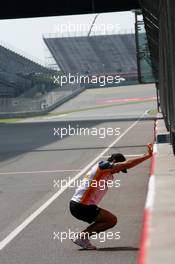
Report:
111,143,153,173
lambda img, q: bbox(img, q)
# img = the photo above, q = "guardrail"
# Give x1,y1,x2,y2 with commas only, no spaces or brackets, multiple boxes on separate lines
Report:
0,84,85,118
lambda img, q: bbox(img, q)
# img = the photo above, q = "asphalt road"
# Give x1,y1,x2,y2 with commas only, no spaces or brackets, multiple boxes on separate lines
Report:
0,84,156,264
50,83,156,121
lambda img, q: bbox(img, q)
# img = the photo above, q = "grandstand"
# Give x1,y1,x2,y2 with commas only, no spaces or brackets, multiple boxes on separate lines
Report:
43,34,137,79
0,44,54,97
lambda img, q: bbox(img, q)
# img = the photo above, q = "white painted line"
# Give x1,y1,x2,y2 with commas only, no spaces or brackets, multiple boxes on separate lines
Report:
0,111,147,250
18,118,35,123
145,143,157,210
145,176,155,209
58,114,68,117
102,154,143,158
153,143,157,154
124,154,143,157
43,114,67,120
0,169,81,175
0,155,144,175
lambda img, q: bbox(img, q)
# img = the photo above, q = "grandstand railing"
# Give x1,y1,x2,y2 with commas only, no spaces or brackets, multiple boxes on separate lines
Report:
0,40,49,69
43,29,135,39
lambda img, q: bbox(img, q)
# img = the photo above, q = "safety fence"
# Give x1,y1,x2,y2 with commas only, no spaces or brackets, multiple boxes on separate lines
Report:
139,0,175,154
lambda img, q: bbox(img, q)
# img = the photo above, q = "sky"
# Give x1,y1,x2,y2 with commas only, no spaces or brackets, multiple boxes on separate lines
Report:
0,11,135,65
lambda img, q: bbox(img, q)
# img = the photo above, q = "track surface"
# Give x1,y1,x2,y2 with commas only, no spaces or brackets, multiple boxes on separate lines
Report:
0,84,156,264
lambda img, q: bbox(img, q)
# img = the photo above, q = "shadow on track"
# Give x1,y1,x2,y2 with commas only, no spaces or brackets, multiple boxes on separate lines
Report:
78,246,139,251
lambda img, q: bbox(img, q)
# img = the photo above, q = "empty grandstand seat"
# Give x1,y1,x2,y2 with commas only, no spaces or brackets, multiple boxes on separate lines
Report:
44,34,137,76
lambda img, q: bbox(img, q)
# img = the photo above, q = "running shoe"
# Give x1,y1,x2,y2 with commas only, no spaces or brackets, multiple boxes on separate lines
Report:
71,235,96,250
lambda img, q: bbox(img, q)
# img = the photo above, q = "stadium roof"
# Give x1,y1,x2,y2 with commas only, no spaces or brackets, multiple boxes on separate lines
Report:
0,1,140,19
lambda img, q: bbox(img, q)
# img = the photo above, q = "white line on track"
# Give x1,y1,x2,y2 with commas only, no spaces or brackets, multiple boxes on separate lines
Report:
0,169,81,175
0,156,142,175
0,110,147,250
145,176,155,209
123,154,143,157
102,154,143,158
42,114,67,119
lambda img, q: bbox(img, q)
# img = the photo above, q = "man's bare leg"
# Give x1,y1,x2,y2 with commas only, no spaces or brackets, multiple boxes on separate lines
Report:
81,208,117,237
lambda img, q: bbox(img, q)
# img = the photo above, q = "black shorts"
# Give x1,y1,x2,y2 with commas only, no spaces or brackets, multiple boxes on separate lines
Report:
69,200,101,224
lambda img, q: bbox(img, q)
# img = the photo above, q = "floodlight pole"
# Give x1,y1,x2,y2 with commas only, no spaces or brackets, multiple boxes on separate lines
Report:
88,14,100,37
